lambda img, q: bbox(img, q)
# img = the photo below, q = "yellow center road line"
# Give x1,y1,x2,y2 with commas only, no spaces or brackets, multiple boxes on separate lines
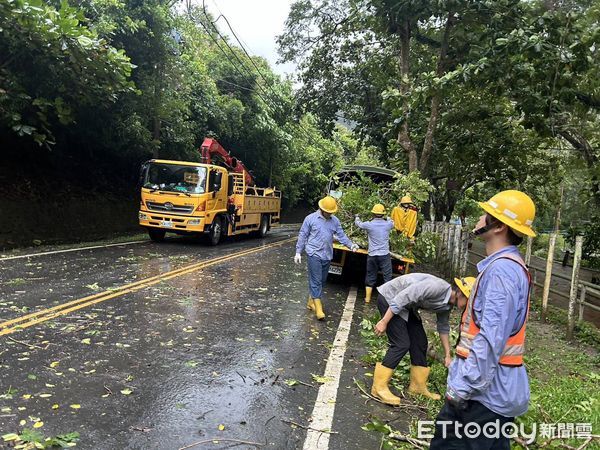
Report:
0,237,297,336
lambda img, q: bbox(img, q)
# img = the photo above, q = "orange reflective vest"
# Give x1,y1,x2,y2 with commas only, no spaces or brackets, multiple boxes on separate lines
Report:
455,254,531,367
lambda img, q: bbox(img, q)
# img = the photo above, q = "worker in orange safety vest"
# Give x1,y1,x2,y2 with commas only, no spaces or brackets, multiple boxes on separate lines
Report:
430,190,536,450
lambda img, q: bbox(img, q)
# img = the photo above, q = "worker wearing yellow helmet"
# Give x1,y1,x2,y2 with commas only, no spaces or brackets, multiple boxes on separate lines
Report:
430,190,536,449
355,204,395,303
391,195,418,239
371,275,475,406
295,196,359,320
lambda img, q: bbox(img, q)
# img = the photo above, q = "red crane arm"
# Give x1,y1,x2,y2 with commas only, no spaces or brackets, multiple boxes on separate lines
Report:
199,138,254,186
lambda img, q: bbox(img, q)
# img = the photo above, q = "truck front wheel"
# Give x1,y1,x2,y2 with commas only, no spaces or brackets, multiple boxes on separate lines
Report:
208,216,223,246
148,228,166,242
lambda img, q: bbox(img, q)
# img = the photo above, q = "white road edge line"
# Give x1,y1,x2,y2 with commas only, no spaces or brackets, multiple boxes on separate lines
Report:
0,226,300,262
0,240,147,262
303,286,357,450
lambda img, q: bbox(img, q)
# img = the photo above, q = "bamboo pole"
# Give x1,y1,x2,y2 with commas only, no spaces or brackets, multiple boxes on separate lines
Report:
567,236,583,340
525,236,533,266
578,285,587,323
541,232,557,321
460,228,469,276
452,224,461,275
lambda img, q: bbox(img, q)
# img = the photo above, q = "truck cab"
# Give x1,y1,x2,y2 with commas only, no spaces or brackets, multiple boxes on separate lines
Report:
138,154,281,245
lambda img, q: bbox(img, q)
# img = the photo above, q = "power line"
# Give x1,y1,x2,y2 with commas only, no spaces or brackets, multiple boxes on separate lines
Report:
210,4,281,101
193,11,279,117
201,1,282,114
194,2,318,139
205,2,321,138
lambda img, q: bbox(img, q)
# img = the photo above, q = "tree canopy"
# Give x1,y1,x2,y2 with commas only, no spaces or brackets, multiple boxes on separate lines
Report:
278,0,600,226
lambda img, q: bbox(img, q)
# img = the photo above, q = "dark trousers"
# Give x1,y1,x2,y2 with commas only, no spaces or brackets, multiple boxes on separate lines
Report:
377,294,427,368
365,254,393,287
429,400,514,450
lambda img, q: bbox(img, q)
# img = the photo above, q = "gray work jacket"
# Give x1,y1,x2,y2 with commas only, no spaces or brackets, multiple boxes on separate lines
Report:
377,272,452,334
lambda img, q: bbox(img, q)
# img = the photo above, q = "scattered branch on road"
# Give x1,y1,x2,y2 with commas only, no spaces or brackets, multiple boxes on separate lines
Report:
178,438,265,449
271,374,280,385
389,433,430,449
236,370,246,383
196,409,214,420
7,336,47,350
103,385,113,396
538,434,600,450
283,378,315,389
353,378,427,411
513,436,531,449
281,419,339,434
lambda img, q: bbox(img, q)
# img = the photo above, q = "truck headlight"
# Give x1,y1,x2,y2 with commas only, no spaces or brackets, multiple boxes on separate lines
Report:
139,213,148,220
188,219,201,226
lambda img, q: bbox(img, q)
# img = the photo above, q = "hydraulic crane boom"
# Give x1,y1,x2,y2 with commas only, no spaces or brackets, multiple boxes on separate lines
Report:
199,137,254,186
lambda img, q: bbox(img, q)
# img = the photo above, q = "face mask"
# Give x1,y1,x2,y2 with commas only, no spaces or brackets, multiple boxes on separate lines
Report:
472,224,492,236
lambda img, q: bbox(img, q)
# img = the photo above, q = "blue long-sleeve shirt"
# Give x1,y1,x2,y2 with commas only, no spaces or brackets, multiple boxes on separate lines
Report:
447,245,530,417
296,211,354,261
354,217,394,256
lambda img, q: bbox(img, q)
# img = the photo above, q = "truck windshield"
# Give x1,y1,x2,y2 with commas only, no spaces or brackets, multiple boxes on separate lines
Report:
143,163,207,194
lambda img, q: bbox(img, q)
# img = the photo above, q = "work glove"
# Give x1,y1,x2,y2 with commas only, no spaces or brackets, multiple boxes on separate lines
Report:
351,244,359,252
445,387,467,411
294,253,302,265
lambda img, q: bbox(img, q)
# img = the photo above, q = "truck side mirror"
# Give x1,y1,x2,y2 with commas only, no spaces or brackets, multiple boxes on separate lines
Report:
138,161,150,190
212,171,223,197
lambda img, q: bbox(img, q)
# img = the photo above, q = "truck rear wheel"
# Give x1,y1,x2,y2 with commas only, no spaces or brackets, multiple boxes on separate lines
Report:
257,215,269,238
148,228,166,242
208,216,223,246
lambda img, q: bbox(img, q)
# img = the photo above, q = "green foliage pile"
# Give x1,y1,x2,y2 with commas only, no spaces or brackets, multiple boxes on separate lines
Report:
333,171,437,261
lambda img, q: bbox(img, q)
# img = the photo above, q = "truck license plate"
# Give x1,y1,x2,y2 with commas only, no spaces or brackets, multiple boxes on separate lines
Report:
328,265,343,275
161,220,173,228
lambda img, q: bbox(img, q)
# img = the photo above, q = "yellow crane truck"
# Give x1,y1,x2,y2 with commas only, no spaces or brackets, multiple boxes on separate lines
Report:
138,138,281,245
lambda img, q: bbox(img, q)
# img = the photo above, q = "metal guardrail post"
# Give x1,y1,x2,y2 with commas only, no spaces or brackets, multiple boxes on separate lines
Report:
567,236,583,340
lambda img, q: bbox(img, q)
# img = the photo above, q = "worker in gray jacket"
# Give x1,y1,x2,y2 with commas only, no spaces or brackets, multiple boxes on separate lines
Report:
370,273,475,406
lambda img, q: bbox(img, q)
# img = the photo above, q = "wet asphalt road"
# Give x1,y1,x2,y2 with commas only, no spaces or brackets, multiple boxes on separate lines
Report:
0,227,404,449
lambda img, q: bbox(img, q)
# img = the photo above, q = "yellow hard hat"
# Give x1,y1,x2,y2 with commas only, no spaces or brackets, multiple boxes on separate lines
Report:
318,196,338,214
371,204,386,215
400,195,413,205
478,190,536,237
454,277,476,299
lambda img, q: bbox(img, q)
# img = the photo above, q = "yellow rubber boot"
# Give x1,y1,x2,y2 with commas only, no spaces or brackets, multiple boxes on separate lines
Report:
365,286,373,303
408,365,441,400
370,362,401,406
313,298,326,320
307,297,315,311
